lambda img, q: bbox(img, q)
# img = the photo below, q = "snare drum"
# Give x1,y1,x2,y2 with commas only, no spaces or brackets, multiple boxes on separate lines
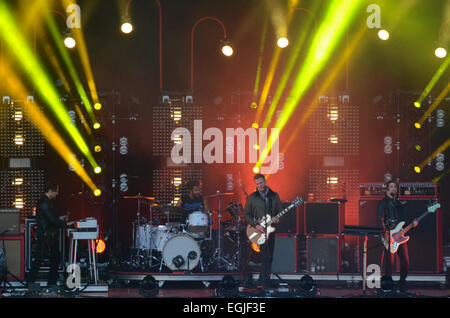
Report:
187,211,209,233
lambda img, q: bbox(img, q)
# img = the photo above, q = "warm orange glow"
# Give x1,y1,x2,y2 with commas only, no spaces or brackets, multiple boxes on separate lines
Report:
252,243,260,253
96,239,106,254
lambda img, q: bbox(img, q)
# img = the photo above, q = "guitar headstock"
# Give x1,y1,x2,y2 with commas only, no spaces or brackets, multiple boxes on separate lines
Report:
293,197,303,206
427,202,440,213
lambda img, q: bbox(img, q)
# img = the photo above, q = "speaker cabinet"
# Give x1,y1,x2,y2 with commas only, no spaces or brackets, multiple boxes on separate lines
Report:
304,202,344,235
271,234,298,273
1,236,25,280
306,235,341,273
358,198,443,273
0,209,21,236
275,201,301,234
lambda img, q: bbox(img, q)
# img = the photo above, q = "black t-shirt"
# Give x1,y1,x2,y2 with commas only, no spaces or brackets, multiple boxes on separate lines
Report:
377,196,405,230
181,195,204,212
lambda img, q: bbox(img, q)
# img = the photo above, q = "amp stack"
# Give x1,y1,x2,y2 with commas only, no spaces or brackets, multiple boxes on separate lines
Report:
270,201,303,273
358,182,442,273
304,201,345,273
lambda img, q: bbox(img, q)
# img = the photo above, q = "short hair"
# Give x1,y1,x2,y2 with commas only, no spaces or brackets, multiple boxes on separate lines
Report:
253,174,266,181
186,180,199,192
385,180,397,189
44,182,59,193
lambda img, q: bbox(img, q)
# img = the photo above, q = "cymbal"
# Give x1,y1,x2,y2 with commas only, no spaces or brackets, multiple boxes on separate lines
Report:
123,195,156,201
205,192,235,198
153,205,186,215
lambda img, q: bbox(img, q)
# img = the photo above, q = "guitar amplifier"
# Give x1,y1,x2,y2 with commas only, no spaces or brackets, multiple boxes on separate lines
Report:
399,183,440,198
0,208,21,236
304,202,344,235
306,235,341,273
271,234,298,273
359,183,386,198
0,236,25,280
275,201,302,234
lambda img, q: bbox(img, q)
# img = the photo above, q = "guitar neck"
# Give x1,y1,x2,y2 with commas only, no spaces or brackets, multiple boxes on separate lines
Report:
401,210,429,234
267,202,298,226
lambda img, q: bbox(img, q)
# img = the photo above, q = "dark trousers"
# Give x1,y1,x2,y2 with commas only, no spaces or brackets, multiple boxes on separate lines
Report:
258,234,275,287
383,243,409,285
28,237,61,286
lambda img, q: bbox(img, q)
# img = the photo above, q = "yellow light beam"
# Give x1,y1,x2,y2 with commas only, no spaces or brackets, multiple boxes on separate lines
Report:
62,0,99,104
4,65,98,192
419,138,450,170
252,12,269,104
417,82,450,126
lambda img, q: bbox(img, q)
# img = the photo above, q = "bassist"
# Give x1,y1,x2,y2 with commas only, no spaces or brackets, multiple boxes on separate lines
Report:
244,174,281,288
377,180,417,291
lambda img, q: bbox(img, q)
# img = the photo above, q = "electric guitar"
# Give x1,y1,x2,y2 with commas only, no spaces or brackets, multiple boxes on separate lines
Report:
246,197,303,246
381,202,440,254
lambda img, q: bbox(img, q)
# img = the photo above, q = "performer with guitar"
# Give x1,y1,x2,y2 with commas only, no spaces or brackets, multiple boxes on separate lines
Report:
27,182,74,293
377,180,417,291
244,174,281,289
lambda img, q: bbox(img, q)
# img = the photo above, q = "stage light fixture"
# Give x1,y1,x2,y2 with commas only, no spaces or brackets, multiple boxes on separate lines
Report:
415,144,422,151
252,123,259,129
94,166,102,174
295,275,317,298
64,31,76,49
378,29,389,40
250,102,258,109
94,145,102,153
121,16,134,34
139,275,159,298
277,37,289,48
252,166,260,174
220,40,233,57
414,122,421,129
93,122,101,130
94,189,102,197
414,101,421,108
94,103,102,110
435,47,447,59
414,166,421,174
215,275,239,298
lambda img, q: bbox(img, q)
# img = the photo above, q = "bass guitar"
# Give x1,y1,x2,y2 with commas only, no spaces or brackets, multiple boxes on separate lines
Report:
381,202,440,254
246,197,303,246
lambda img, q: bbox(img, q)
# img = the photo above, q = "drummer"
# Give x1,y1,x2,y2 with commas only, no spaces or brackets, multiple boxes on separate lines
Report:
176,180,208,214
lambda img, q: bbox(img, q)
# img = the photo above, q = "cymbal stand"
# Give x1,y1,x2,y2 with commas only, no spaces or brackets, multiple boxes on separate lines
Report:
210,191,235,270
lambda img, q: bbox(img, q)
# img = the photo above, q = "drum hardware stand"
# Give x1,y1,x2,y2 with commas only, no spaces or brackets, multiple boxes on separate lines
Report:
209,191,236,271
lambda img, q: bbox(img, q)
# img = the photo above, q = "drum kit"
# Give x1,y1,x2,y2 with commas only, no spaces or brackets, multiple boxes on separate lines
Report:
126,192,247,273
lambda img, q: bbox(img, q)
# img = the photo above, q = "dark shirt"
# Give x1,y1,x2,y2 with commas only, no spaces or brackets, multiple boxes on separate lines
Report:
377,195,405,231
36,194,66,239
244,187,282,227
181,195,204,212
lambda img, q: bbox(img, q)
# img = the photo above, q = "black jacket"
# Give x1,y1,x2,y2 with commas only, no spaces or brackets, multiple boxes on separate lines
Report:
36,194,66,240
377,196,405,231
244,187,282,227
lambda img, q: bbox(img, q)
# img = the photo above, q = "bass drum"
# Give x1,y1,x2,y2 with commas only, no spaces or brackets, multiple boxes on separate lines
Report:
162,234,201,271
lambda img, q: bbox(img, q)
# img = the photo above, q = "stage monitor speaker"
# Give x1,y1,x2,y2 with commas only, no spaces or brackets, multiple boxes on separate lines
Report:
304,202,344,235
306,235,341,273
0,209,21,236
271,235,298,273
358,198,442,273
1,236,25,280
276,202,301,234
